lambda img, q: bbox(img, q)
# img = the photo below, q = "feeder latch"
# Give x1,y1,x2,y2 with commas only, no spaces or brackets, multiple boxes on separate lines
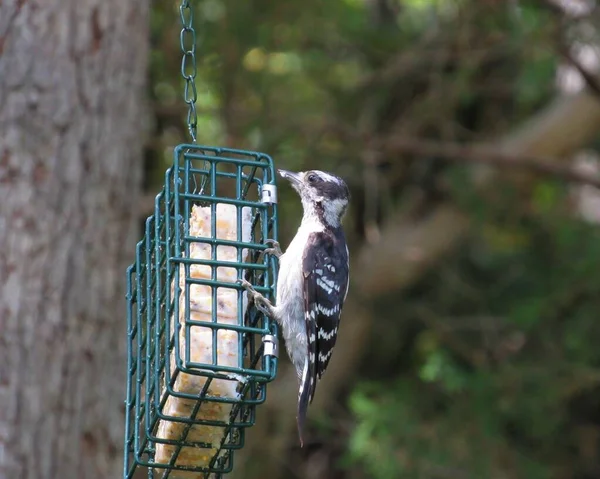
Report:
263,334,279,358
261,184,277,204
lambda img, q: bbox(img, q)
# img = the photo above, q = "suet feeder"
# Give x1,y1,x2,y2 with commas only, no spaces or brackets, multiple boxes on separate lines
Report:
124,2,281,474
124,145,279,478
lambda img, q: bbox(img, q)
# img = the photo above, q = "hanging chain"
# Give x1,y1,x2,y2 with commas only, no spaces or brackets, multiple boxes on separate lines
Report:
180,0,198,143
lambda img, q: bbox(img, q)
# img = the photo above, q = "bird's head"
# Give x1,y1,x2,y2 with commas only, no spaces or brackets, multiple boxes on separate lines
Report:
278,169,350,228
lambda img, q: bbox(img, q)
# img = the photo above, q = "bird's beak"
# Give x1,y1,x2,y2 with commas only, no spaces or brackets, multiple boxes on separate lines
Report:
278,169,303,187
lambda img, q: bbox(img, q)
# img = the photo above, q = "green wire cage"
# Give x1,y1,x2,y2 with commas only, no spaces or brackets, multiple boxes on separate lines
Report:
124,145,280,478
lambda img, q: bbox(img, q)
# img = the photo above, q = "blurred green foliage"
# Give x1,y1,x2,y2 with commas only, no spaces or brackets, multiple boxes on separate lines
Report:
352,204,600,478
147,0,600,477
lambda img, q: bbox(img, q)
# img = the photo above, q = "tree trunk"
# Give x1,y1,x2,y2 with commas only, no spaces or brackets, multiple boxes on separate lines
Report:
0,1,148,478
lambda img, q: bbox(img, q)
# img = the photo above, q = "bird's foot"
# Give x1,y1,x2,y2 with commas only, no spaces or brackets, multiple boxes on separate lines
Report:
237,279,275,317
263,239,283,258
238,278,257,296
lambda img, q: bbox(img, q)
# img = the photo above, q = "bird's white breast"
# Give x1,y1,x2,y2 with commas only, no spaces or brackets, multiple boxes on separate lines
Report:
275,220,323,374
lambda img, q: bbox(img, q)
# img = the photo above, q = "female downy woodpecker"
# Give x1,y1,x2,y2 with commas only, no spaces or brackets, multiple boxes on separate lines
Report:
240,169,350,446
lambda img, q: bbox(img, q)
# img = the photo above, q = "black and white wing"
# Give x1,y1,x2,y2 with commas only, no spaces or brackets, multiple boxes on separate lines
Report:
297,229,349,443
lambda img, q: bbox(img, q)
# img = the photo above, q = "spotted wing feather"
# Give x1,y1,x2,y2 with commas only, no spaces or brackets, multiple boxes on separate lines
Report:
299,230,349,414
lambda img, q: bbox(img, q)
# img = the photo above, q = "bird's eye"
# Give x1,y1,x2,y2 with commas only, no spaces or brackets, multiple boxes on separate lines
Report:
307,173,318,184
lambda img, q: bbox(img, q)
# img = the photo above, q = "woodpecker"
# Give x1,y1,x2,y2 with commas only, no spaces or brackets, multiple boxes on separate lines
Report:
240,169,350,446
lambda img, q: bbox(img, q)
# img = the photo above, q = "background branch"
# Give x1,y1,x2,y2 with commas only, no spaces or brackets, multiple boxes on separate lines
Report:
558,46,600,99
359,77,600,298
377,137,600,188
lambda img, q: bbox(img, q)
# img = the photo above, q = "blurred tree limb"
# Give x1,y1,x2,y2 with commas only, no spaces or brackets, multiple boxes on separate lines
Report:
378,138,600,188
358,80,600,298
558,45,600,99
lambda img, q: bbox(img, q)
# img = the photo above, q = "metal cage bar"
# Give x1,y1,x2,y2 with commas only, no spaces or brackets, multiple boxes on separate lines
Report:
124,145,279,479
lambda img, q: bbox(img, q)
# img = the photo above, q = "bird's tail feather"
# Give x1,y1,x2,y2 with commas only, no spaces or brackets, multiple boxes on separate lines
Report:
297,360,310,447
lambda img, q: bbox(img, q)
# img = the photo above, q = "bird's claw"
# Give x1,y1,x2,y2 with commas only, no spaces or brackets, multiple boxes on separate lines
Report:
237,279,274,317
263,239,283,258
237,278,257,296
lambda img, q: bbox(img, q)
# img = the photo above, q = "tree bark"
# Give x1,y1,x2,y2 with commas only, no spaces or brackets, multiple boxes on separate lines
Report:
0,1,148,478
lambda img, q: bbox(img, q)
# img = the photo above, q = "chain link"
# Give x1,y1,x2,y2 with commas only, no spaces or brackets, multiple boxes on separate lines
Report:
180,0,197,142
